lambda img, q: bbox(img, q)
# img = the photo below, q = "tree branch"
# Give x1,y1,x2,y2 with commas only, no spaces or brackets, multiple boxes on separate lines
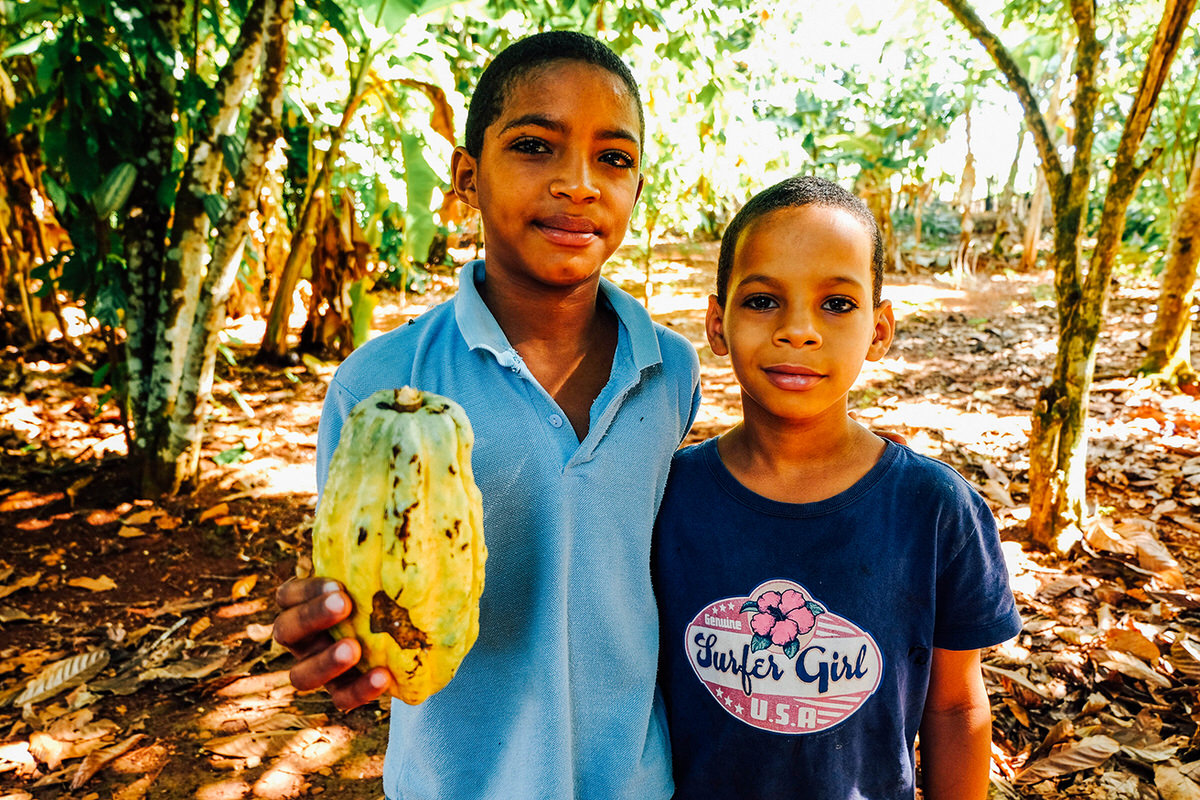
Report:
933,0,1064,199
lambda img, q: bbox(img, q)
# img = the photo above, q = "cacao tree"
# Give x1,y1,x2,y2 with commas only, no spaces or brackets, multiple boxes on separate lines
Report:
1141,145,1200,387
935,0,1199,552
15,0,295,495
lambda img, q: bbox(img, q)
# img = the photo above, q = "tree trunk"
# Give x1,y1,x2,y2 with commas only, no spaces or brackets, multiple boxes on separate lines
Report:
992,123,1023,256
1141,143,1200,385
139,0,275,494
123,0,182,460
952,104,976,284
936,0,1196,552
167,0,295,485
1020,173,1048,271
858,170,901,272
258,49,371,363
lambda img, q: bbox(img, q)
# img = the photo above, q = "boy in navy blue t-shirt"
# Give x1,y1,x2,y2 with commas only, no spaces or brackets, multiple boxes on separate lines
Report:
653,175,1022,799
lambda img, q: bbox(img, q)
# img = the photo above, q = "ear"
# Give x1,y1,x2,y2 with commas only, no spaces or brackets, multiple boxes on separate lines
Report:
866,299,895,362
634,172,645,206
705,294,729,357
451,146,481,210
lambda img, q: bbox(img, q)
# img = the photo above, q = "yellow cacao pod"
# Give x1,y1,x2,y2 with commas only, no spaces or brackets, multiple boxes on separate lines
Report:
312,387,486,705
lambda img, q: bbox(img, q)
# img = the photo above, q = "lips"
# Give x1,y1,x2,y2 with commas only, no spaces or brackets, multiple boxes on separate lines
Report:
534,214,600,246
763,364,824,390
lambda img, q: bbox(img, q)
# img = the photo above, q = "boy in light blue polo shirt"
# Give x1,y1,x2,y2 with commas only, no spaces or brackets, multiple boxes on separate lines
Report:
272,32,700,799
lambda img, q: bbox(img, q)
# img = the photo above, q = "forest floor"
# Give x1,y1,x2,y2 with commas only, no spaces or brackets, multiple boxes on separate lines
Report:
1,240,1200,800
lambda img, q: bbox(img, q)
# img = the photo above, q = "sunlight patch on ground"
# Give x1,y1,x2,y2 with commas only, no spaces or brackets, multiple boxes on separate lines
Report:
219,459,317,497
884,282,967,321
861,401,1031,454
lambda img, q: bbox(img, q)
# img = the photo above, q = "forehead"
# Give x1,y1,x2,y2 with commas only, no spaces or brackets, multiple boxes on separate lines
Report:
733,205,874,283
495,60,641,135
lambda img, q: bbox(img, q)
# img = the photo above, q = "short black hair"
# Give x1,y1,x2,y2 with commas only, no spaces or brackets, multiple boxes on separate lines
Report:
463,30,645,158
715,175,884,307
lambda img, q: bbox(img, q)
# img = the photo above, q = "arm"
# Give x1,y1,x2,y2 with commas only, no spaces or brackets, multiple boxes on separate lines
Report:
919,647,992,800
273,577,394,710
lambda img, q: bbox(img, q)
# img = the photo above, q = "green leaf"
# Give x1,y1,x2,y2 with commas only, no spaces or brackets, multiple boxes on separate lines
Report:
751,633,772,653
805,601,825,617
400,132,439,262
348,278,377,348
783,639,800,659
739,600,759,613
2,29,50,58
215,443,248,465
203,194,228,225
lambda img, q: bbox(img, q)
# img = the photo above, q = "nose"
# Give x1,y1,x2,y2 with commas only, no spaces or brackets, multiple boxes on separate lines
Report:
775,307,821,348
550,153,599,203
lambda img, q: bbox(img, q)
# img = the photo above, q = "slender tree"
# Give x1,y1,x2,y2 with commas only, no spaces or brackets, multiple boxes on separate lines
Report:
1141,146,1200,387
934,0,1198,552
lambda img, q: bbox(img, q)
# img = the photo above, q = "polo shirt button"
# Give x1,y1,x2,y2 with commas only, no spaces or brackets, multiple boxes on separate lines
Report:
548,414,564,428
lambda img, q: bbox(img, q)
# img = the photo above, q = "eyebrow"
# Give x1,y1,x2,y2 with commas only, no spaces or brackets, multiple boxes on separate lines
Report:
735,272,868,291
498,113,640,146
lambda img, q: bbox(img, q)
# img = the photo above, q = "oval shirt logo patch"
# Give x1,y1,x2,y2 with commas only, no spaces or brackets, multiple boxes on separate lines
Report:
684,579,883,734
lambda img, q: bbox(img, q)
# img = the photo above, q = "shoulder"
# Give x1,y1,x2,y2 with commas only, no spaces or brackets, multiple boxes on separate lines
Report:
331,300,455,392
886,443,985,506
655,323,701,376
664,439,716,489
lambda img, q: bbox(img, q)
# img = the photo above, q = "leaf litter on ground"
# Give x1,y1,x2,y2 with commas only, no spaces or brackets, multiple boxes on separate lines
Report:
0,260,1198,798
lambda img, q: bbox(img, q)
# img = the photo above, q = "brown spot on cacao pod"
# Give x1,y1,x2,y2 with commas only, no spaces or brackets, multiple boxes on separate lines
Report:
397,501,418,542
357,527,368,545
370,591,429,650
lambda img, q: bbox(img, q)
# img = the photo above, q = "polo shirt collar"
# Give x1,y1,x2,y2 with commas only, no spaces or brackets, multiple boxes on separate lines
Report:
453,260,663,371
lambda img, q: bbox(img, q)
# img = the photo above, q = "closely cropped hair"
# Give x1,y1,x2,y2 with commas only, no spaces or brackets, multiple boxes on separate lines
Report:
716,175,885,307
464,30,645,158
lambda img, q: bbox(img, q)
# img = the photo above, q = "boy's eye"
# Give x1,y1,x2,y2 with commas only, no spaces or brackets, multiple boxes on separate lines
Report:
600,150,637,169
743,294,778,311
822,297,859,314
510,137,550,155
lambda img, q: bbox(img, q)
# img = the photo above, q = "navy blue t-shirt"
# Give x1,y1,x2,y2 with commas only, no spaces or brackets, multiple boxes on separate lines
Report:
652,438,1022,799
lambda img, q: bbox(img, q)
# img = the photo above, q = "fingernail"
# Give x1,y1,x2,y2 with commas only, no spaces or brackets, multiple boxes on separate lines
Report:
335,641,355,663
369,671,388,689
323,580,341,594
325,593,346,614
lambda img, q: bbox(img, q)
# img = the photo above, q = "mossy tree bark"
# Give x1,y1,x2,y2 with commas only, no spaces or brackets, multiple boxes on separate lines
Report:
1141,147,1200,387
934,0,1197,552
129,0,293,495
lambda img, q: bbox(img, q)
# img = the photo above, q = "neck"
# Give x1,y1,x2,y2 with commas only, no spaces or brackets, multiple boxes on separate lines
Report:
718,408,885,504
479,266,604,353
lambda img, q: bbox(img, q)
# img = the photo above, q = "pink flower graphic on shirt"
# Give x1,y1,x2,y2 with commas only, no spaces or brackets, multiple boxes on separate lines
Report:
740,589,824,659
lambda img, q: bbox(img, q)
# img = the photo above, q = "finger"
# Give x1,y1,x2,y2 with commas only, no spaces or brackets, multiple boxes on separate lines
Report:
276,576,343,609
289,636,362,692
273,589,352,651
327,667,394,712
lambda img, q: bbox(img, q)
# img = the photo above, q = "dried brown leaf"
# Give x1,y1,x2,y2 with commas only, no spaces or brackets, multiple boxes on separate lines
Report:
1169,637,1200,682
1104,627,1160,661
13,648,110,706
1155,765,1200,800
1092,648,1171,688
69,733,145,790
0,740,38,777
67,575,117,592
231,575,257,599
199,502,229,523
0,572,41,601
1013,735,1121,785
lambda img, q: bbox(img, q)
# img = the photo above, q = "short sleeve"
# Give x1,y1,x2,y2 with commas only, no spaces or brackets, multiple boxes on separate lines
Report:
932,489,1023,650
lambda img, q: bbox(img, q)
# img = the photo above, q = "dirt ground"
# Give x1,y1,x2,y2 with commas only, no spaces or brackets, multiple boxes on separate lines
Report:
2,241,1199,799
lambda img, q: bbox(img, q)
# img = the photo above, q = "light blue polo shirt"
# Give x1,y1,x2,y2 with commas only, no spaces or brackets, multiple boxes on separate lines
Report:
316,260,701,800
